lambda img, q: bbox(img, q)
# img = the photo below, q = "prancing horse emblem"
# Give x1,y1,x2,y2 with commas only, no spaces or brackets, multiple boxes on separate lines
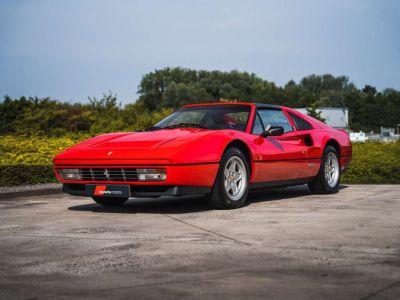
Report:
104,169,110,180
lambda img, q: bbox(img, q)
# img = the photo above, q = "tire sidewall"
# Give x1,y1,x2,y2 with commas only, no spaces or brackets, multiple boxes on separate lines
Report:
215,147,250,209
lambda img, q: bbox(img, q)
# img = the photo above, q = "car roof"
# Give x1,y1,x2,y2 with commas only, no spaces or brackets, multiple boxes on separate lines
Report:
181,102,330,130
182,102,282,110
254,103,282,110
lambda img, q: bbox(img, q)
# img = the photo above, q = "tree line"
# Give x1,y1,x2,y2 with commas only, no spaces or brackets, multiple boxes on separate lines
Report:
1,67,399,136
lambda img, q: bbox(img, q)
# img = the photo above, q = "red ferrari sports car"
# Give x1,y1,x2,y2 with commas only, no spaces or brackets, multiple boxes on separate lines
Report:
53,102,352,209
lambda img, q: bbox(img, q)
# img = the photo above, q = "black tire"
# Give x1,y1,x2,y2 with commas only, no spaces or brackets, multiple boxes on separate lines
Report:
92,197,128,206
308,145,340,194
208,147,250,209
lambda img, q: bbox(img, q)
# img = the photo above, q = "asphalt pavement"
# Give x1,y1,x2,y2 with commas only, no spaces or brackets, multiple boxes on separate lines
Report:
0,185,399,299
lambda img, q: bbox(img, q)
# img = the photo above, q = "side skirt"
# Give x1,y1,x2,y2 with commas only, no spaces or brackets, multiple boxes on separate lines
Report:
249,177,314,190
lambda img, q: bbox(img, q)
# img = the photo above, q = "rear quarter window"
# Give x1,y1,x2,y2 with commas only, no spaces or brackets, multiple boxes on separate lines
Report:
288,112,313,131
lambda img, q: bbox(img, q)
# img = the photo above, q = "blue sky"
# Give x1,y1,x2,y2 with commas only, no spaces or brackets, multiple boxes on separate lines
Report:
0,0,399,104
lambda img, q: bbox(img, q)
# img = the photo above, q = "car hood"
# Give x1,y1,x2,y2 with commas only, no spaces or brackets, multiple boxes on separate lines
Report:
90,129,202,149
54,128,212,162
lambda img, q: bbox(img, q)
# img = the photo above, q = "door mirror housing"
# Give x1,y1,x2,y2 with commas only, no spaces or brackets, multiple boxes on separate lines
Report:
261,126,284,137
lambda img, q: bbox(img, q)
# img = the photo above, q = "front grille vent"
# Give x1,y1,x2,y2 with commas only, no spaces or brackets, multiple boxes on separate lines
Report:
80,168,138,182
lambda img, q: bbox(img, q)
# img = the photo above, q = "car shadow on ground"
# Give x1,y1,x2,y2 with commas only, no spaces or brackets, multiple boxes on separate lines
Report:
68,184,348,215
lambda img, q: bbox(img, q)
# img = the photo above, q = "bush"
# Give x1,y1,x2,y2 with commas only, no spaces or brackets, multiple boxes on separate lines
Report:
0,94,173,137
0,135,87,165
0,135,87,187
0,165,56,186
342,141,400,184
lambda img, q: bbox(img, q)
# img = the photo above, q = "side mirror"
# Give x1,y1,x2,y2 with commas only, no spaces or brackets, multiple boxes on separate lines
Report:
261,126,284,137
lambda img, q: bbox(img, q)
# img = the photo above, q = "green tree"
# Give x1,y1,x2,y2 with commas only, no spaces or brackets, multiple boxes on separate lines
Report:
1,70,400,135
137,67,279,111
306,101,326,122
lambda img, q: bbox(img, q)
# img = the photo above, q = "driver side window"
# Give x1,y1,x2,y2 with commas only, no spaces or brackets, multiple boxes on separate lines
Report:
257,109,293,133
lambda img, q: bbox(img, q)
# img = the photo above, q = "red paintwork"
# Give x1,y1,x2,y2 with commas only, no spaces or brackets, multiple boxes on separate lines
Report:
53,102,352,188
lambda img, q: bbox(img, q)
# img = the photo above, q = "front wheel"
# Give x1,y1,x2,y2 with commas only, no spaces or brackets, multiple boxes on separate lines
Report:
208,147,249,209
308,145,340,194
92,197,128,206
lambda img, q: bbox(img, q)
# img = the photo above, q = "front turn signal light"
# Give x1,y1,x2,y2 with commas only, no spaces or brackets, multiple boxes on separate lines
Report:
57,168,82,180
136,168,166,181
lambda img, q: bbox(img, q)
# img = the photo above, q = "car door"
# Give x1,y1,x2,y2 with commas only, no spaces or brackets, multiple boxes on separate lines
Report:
285,111,321,178
251,108,310,182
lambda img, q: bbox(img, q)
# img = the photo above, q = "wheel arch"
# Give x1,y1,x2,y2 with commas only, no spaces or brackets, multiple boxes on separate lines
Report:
223,139,253,178
324,139,341,157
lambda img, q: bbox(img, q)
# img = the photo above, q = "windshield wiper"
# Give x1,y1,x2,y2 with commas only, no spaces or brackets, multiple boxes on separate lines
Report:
162,123,209,129
145,123,208,131
145,126,161,131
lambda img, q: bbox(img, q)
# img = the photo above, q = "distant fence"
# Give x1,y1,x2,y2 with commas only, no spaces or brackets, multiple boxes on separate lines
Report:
367,134,400,142
350,133,400,143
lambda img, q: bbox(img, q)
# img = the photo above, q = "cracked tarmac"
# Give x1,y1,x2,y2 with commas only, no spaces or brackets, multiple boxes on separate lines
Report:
0,184,399,299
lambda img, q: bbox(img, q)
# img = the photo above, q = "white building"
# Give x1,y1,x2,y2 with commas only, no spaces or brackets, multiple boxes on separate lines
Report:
349,132,367,143
295,107,349,130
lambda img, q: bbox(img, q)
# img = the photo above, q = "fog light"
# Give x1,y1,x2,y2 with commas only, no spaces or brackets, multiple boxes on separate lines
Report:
137,168,166,181
57,168,82,180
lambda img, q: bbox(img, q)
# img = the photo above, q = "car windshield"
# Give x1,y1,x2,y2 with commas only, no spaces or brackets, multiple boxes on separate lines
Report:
151,105,251,132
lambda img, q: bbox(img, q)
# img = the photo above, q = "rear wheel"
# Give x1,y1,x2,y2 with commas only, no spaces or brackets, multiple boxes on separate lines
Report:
92,197,128,206
308,145,340,194
208,147,249,209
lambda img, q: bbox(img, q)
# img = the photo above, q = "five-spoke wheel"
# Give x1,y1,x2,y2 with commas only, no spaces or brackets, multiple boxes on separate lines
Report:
224,156,247,201
324,152,340,188
308,145,340,194
208,147,249,209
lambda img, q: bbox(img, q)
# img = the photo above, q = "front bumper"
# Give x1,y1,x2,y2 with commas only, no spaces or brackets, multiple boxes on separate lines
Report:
63,183,211,198
54,163,219,186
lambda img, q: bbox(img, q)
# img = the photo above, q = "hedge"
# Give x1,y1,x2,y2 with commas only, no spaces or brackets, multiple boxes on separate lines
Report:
0,135,86,187
341,141,400,184
0,165,56,186
0,135,399,186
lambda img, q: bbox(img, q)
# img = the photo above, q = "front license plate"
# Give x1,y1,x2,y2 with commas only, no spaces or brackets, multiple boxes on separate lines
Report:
86,184,130,198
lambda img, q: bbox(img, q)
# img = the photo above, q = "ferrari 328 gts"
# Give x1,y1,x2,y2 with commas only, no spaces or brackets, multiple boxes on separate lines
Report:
53,102,352,209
